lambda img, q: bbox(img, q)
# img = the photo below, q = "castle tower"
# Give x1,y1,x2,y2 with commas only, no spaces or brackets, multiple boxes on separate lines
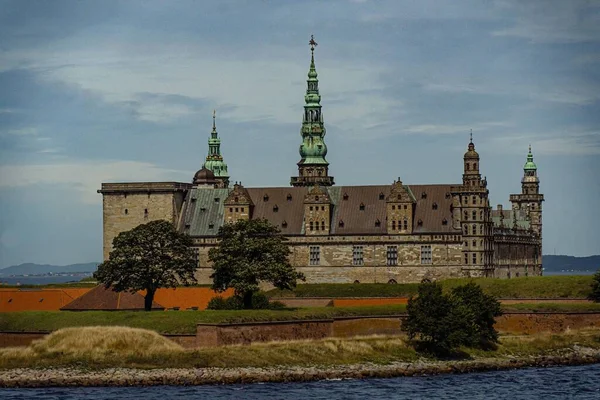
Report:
202,110,230,188
303,185,332,235
291,35,334,187
451,133,493,277
510,146,544,266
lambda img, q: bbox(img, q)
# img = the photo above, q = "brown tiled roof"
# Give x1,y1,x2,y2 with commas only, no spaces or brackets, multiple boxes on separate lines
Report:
247,187,309,234
183,184,461,236
0,288,91,312
61,285,164,311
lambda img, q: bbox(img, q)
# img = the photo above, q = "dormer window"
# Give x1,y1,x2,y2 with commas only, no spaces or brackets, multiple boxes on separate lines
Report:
343,193,349,201
214,198,220,203
200,207,206,212
359,203,365,211
379,193,385,200
185,223,191,229
287,194,292,201
421,192,427,199
315,196,319,201
208,223,214,229
339,220,345,228
375,219,381,227
273,205,279,212
191,197,197,202
442,218,448,225
417,219,423,226
282,220,288,228
432,202,438,210
263,194,269,202
445,192,451,199
234,197,239,202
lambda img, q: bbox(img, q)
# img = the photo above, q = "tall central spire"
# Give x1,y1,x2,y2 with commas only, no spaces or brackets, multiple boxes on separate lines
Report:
290,35,334,187
202,110,230,188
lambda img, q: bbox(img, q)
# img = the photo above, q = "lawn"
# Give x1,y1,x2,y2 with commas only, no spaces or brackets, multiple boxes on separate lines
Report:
0,305,407,334
267,275,594,299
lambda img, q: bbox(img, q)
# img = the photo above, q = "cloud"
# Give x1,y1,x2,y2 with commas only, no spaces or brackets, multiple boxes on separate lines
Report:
492,0,600,43
487,130,600,156
0,160,189,204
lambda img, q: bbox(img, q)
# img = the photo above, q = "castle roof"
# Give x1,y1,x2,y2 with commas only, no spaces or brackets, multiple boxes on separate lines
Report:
180,184,460,236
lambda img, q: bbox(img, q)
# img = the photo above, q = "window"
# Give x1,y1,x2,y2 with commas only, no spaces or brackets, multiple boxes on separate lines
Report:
472,240,476,247
392,220,396,230
263,194,269,202
273,205,279,212
466,163,470,171
339,220,345,228
316,222,319,231
420,245,432,264
229,207,233,212
321,206,325,211
474,163,477,170
241,207,244,213
442,218,448,226
465,253,469,265
472,211,477,220
309,221,314,231
379,193,385,200
375,219,381,227
282,220,288,228
403,219,408,230
343,193,349,200
214,197,220,203
432,202,438,210
352,246,364,266
404,205,408,210
387,246,398,266
124,209,128,215
392,205,396,210
235,207,239,212
208,223,214,229
472,196,477,204
472,253,477,265
321,220,325,230
309,246,320,265
472,224,476,235
359,203,365,211
464,211,468,220
480,225,484,235
287,194,292,201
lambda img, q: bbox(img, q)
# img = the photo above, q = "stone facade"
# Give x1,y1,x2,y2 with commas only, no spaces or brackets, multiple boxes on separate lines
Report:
98,182,189,260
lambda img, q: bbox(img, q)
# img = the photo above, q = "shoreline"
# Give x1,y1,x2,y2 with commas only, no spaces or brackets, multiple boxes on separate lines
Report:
1,347,599,388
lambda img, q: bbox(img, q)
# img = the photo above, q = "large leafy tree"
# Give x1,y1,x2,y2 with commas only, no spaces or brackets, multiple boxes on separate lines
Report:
94,220,197,311
402,279,502,354
589,271,600,302
209,218,305,308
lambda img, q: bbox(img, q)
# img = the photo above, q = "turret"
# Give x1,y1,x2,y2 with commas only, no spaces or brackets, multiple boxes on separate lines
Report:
291,35,334,187
202,110,230,188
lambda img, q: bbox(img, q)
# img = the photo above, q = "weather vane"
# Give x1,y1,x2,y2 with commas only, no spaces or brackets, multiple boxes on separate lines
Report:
309,35,318,51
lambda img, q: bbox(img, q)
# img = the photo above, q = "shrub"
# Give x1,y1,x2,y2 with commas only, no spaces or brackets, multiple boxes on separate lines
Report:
403,279,501,354
588,272,600,302
206,292,285,310
451,282,502,346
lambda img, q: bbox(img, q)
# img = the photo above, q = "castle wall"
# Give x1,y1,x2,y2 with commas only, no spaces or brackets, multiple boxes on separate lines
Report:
98,183,189,260
192,234,465,284
493,232,541,278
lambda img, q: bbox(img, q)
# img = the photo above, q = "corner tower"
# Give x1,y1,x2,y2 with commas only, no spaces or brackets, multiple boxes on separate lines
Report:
291,35,334,187
510,145,544,250
202,110,229,188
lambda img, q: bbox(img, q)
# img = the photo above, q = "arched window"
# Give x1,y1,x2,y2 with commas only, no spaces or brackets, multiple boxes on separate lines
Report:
464,211,468,220
474,163,477,170
466,163,470,170
472,211,477,220
321,220,325,230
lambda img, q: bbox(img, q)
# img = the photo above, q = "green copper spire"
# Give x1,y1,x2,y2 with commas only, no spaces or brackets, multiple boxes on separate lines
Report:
202,110,230,188
524,144,537,171
291,35,334,187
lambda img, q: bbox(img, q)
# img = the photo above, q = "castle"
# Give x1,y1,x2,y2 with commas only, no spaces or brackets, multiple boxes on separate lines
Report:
99,37,544,284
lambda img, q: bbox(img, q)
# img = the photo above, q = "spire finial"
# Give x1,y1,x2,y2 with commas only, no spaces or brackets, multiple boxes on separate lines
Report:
212,109,216,129
470,129,473,143
309,35,318,51
528,143,532,153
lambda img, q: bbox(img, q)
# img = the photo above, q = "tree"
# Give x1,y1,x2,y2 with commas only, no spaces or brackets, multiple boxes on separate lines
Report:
209,218,305,309
402,279,502,354
588,271,600,302
402,279,474,354
451,282,502,346
94,220,197,311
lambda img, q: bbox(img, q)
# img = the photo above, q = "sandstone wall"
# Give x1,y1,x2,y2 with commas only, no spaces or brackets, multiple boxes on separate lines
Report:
100,183,188,260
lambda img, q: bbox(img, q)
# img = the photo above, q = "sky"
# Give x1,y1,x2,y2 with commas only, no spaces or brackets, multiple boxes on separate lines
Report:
0,0,599,268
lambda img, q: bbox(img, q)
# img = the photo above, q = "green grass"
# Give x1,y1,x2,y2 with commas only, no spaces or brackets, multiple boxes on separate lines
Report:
502,302,600,312
0,305,407,335
268,275,594,299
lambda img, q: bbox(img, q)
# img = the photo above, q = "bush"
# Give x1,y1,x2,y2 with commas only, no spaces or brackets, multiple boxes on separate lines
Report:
402,279,502,354
451,282,502,346
206,292,285,310
588,272,600,302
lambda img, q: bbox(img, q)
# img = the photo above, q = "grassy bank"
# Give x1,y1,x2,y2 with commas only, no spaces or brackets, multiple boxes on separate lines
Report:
0,305,407,334
1,326,600,370
3,302,600,334
268,275,594,299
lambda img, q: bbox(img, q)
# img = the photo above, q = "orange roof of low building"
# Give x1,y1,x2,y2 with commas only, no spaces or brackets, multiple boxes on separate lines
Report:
61,285,163,311
145,287,234,310
0,288,92,312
